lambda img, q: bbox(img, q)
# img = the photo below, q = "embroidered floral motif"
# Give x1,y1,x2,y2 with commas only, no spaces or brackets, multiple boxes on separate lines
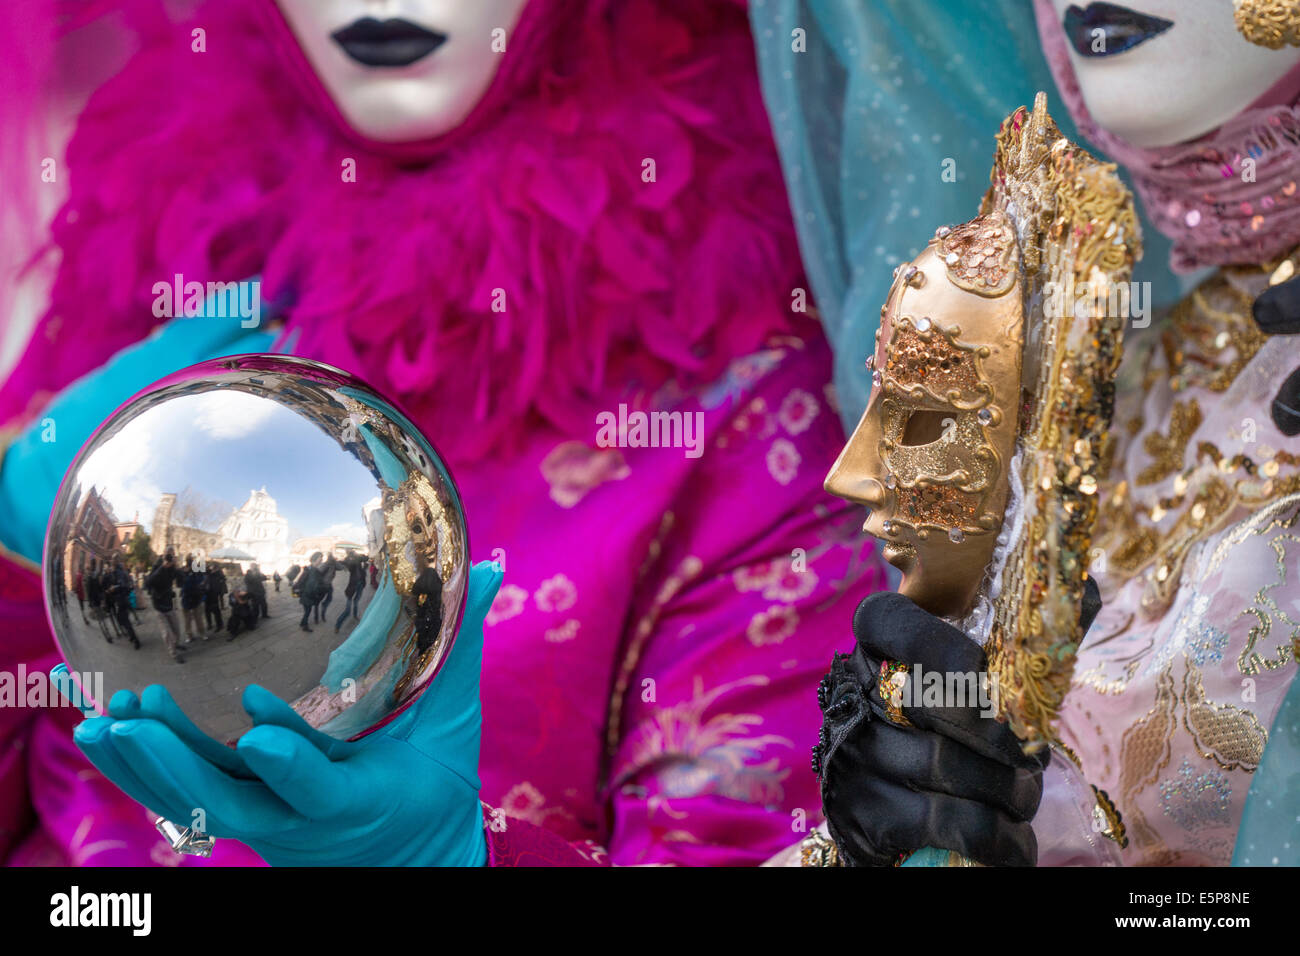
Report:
766,438,801,486
497,782,572,828
539,441,630,509
777,389,820,435
616,676,794,807
544,619,581,643
1159,758,1231,832
534,574,578,613
732,561,780,593
746,605,799,646
485,583,529,626
761,566,818,602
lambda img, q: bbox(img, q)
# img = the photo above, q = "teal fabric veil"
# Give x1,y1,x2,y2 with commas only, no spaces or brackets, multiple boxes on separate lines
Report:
750,0,1179,435
750,0,1290,867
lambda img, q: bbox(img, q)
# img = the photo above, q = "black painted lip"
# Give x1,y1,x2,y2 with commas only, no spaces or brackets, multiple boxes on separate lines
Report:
1063,2,1174,58
330,17,448,67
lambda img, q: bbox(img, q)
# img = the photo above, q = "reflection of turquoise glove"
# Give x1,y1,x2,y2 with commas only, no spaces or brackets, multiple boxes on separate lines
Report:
0,313,277,563
59,561,502,867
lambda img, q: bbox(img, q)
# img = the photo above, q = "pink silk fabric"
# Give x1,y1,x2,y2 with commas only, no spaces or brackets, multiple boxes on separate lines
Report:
0,331,886,866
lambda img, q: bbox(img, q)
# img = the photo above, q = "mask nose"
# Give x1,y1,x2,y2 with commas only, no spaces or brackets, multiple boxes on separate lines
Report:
824,469,887,508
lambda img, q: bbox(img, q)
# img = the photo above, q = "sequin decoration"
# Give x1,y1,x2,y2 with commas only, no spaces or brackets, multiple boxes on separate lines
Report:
938,214,1018,297
1159,758,1231,831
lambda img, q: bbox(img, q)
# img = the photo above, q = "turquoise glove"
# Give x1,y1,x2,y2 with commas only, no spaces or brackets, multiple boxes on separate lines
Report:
0,311,277,563
57,560,502,867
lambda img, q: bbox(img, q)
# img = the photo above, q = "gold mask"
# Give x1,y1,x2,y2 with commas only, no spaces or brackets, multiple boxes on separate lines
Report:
826,213,1025,620
827,94,1141,747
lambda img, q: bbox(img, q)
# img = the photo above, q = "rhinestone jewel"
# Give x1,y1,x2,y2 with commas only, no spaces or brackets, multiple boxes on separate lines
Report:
945,252,960,266
872,370,883,388
977,407,994,425
885,474,897,489
948,528,965,543
883,520,897,535
914,316,932,333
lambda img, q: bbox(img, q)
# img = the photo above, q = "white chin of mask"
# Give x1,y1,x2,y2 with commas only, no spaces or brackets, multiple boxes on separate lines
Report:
274,0,530,143
1048,0,1300,148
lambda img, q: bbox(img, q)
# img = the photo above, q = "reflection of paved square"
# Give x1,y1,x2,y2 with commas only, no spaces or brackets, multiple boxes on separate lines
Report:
61,584,375,743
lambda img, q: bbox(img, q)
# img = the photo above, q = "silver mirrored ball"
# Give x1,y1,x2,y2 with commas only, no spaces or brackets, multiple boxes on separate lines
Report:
42,355,469,744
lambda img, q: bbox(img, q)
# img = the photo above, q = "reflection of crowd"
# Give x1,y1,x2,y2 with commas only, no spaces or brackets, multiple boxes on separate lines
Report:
75,557,143,649
137,549,276,663
292,548,367,634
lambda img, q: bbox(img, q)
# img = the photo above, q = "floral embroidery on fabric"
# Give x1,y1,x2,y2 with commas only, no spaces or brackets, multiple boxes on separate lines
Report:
1159,758,1232,832
539,441,630,509
733,561,781,593
746,605,799,646
534,574,578,613
700,349,787,410
485,584,529,626
617,676,794,807
498,782,574,828
766,438,801,485
544,619,581,643
777,388,820,435
761,566,818,603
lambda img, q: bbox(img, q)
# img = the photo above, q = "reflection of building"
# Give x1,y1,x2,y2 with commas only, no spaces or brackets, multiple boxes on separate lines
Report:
288,535,365,566
64,485,119,585
218,488,290,570
151,493,220,559
115,513,142,548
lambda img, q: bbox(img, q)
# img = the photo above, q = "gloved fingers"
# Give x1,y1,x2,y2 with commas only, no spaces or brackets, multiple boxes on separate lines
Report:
107,688,143,719
242,684,357,761
1252,276,1300,334
892,689,1039,771
50,664,100,717
858,718,1044,822
1272,365,1300,437
852,590,986,675
135,684,250,776
870,777,1039,867
1081,574,1102,634
237,724,353,819
918,791,1039,866
74,716,175,817
406,560,502,745
103,718,299,838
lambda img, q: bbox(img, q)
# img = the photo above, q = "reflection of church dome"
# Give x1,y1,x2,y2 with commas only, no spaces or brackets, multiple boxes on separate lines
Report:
218,487,290,569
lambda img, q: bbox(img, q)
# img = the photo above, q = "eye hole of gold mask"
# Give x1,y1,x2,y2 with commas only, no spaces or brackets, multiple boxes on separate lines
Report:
899,410,954,447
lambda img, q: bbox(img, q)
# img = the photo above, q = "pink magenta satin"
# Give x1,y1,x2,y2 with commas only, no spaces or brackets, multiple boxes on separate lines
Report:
1033,0,1300,273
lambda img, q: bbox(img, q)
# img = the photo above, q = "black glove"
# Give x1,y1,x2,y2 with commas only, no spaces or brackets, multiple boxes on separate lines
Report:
1251,278,1300,435
813,578,1102,867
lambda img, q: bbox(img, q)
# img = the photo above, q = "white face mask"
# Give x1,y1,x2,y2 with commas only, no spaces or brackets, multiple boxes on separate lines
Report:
274,0,530,143
1046,0,1300,147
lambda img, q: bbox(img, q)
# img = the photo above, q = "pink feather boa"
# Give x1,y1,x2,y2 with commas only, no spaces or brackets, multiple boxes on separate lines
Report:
2,0,809,462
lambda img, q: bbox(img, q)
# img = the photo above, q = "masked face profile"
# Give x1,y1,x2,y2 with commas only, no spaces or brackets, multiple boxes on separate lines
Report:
825,212,1025,620
273,0,530,143
1043,0,1300,147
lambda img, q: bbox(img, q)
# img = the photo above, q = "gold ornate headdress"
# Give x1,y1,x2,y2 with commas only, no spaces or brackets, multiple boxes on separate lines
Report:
813,94,1139,867
1234,0,1300,49
979,93,1140,748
